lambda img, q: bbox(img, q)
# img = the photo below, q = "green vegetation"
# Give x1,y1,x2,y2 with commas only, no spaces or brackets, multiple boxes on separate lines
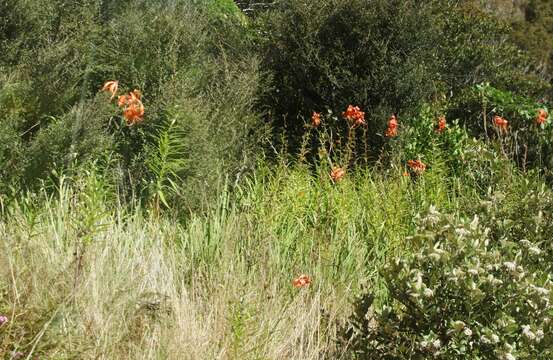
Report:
0,0,263,210
258,0,547,150
486,0,553,95
1,0,553,359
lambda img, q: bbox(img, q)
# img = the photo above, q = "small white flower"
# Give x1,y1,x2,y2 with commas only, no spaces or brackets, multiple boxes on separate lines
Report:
463,327,473,337
480,335,490,344
529,246,542,255
490,334,500,344
531,286,550,296
428,205,439,216
452,268,466,280
520,239,531,247
432,339,441,349
536,329,544,341
484,227,491,237
503,353,515,360
468,268,479,276
429,252,442,261
522,325,536,341
413,272,423,291
503,262,517,272
470,215,479,230
455,228,470,238
423,288,434,298
425,205,441,225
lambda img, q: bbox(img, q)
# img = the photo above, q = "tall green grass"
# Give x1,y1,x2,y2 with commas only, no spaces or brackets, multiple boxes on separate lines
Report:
0,161,464,359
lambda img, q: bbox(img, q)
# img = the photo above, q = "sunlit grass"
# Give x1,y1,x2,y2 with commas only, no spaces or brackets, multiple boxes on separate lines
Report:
0,163,463,359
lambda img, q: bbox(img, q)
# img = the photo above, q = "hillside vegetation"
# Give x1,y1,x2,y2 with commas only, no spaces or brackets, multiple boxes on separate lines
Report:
1,0,553,359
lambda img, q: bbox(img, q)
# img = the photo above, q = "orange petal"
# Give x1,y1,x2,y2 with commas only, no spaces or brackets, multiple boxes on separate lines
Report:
117,95,128,107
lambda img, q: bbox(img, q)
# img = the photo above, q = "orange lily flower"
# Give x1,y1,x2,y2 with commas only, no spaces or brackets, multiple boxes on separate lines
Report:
436,116,446,133
385,114,398,137
407,160,427,175
330,167,345,182
123,99,145,125
117,95,128,108
115,89,145,126
293,275,311,288
101,80,118,100
342,105,365,127
493,115,508,133
536,109,548,126
311,111,321,127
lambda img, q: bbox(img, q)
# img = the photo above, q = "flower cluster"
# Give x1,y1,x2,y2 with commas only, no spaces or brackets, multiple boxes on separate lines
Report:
436,115,446,133
385,114,398,137
293,274,311,288
342,105,365,127
0,315,8,326
536,109,549,126
330,167,346,183
118,90,145,126
344,205,553,359
493,115,509,132
311,111,321,127
407,159,426,175
102,80,145,126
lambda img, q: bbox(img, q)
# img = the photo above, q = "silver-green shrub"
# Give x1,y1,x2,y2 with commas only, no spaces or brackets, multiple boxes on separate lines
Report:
345,204,553,359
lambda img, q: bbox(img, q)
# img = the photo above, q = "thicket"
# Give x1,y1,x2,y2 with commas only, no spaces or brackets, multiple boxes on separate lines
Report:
496,0,553,93
0,0,264,210
344,195,553,359
2,0,551,205
256,0,548,153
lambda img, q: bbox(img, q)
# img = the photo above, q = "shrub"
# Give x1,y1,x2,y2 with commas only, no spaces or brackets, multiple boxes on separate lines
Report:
0,0,265,211
258,0,545,154
505,0,553,99
342,203,553,359
447,84,553,179
340,202,553,359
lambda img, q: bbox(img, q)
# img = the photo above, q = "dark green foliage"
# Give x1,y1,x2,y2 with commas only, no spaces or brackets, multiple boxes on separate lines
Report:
0,0,264,210
504,0,553,95
258,0,545,154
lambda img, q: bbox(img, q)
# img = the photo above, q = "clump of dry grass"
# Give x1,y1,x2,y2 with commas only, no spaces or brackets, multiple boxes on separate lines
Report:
0,184,344,358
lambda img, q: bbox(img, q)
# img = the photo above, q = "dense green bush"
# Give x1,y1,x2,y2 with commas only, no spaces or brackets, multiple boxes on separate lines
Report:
385,104,470,175
258,0,545,152
505,0,553,98
0,0,264,210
